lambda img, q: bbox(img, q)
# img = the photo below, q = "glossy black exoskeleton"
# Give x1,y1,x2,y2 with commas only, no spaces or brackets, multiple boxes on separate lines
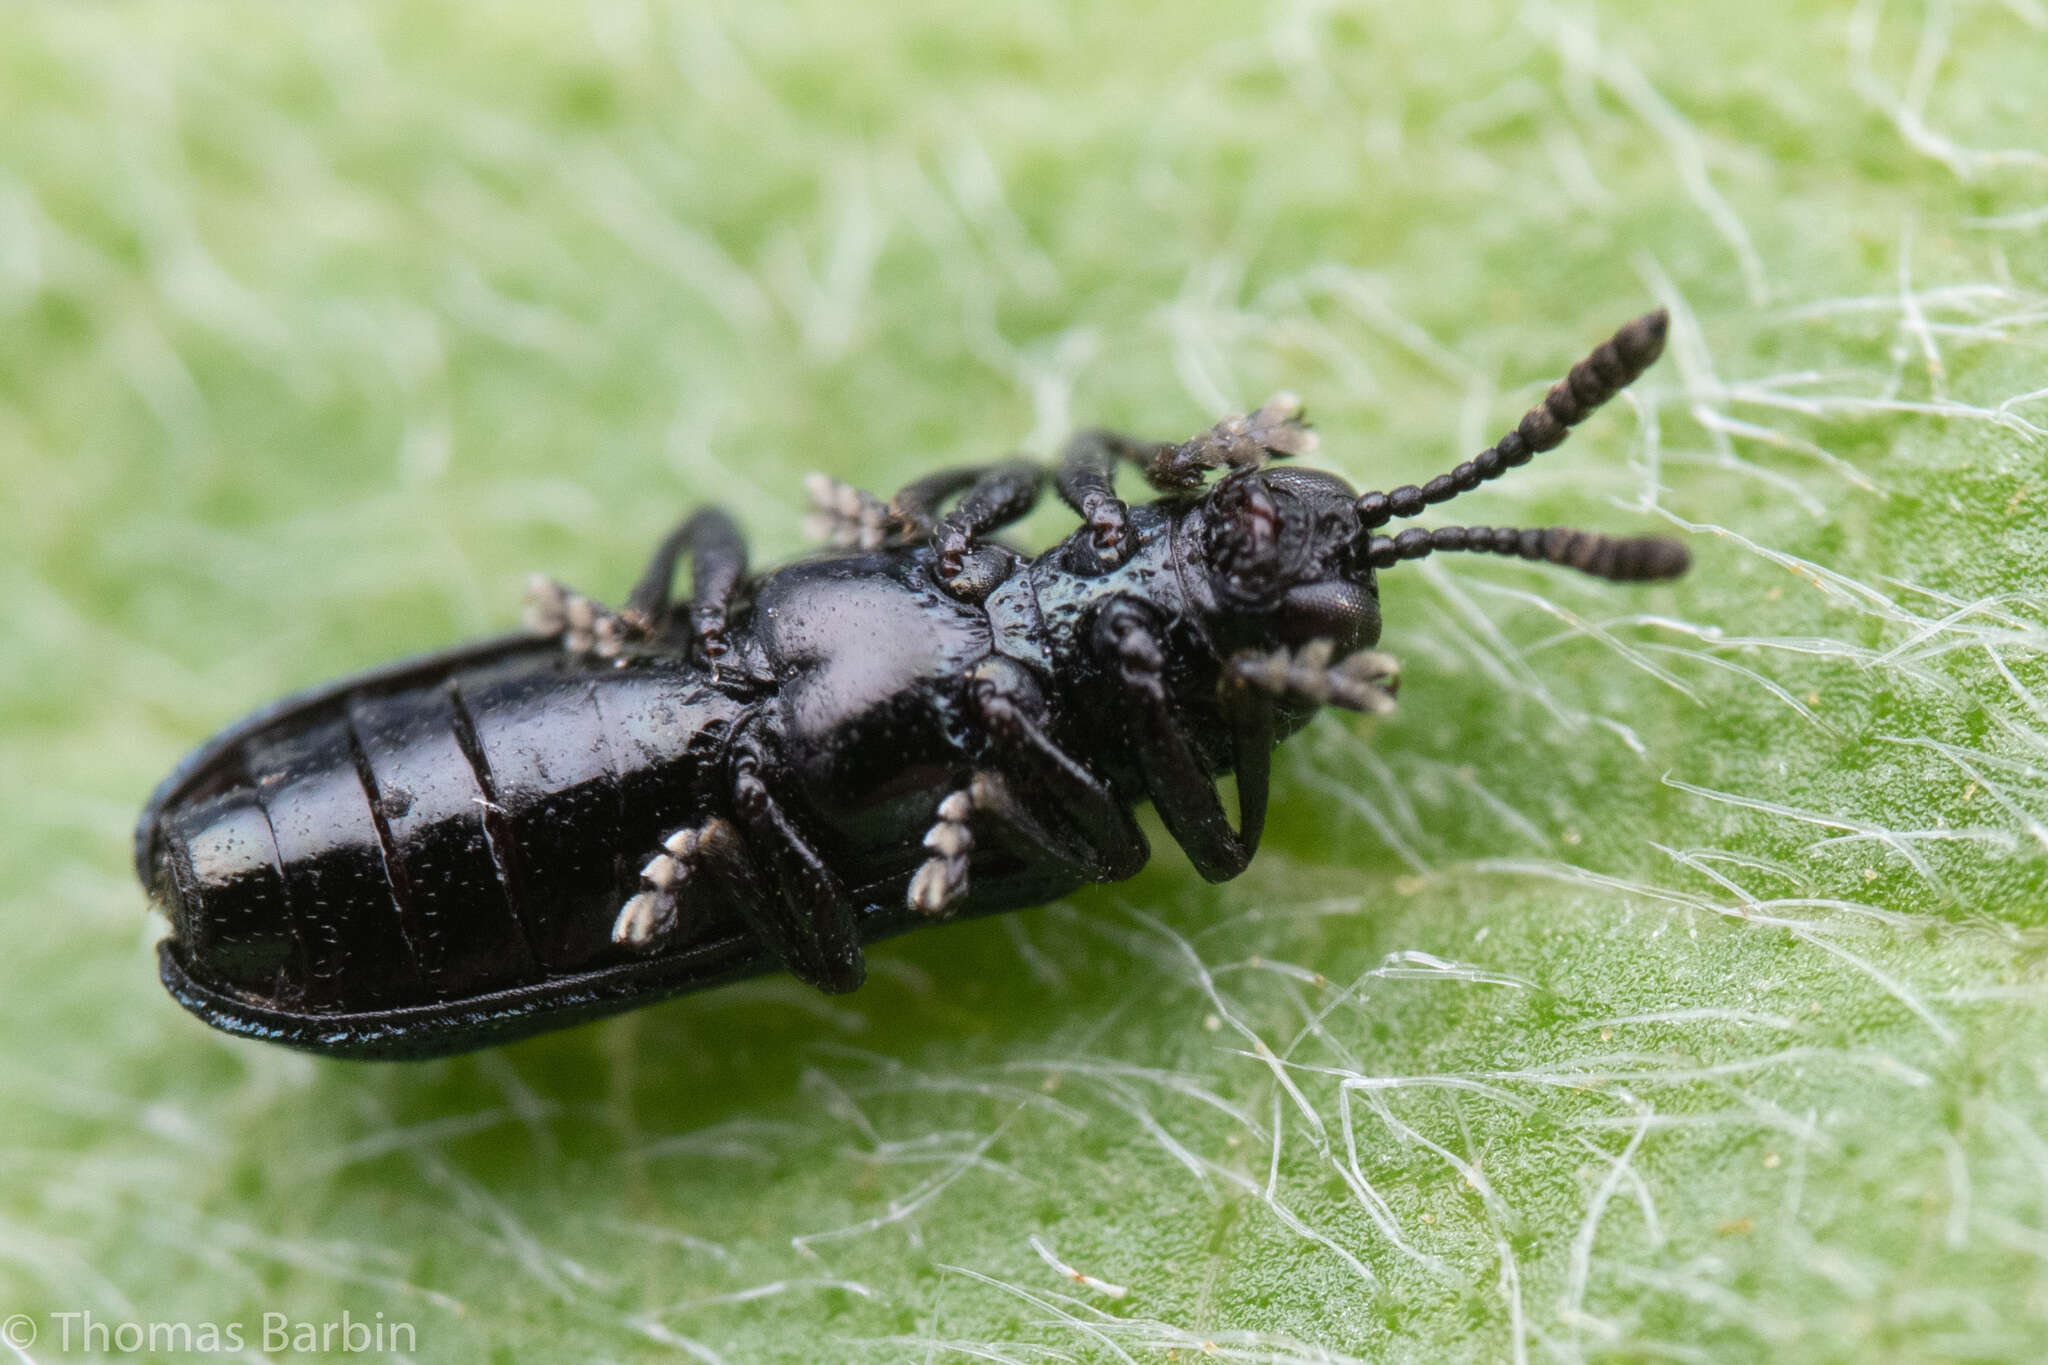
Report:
139,311,1689,1059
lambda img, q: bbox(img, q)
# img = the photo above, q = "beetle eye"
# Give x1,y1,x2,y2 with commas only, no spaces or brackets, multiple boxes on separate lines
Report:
1279,579,1377,648
1206,471,1284,603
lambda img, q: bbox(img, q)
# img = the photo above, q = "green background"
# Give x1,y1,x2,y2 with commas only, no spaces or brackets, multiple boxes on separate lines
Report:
5,1,2047,1360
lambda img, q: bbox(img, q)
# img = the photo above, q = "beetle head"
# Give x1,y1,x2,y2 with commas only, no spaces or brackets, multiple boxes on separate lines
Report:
1197,466,1381,656
1179,311,1691,710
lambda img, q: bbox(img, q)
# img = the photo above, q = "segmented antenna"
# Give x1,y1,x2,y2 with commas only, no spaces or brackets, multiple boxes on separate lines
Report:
1354,310,1669,530
1363,525,1689,582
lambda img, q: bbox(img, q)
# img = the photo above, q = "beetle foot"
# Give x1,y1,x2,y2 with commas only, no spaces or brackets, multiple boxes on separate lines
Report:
524,575,639,660
803,474,899,549
908,787,977,917
1151,393,1320,486
1228,640,1399,714
613,818,739,950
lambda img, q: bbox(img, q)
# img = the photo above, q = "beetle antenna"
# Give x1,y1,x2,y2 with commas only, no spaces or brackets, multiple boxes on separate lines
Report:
1354,310,1667,530
1364,525,1689,583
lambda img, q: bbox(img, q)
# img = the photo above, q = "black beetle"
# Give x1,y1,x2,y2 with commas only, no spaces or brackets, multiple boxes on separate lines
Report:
138,311,1686,1058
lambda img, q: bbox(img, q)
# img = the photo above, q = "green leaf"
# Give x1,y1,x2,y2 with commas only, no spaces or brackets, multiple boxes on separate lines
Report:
4,2,2046,1360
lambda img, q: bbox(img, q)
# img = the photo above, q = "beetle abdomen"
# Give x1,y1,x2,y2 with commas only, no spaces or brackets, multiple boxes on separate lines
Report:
149,651,743,1020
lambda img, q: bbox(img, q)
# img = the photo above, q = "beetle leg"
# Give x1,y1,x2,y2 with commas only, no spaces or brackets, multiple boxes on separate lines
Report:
612,817,743,950
1055,398,1317,572
726,725,867,994
964,658,1149,881
909,651,1157,918
522,576,634,661
803,465,982,549
1092,596,1274,882
907,761,1145,918
1053,430,1153,571
623,507,751,663
830,460,1046,590
904,766,1103,914
808,461,1046,577
1226,640,1400,715
924,460,1043,582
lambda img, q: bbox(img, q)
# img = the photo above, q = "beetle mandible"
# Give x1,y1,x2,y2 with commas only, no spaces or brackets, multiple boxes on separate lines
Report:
138,310,1687,1058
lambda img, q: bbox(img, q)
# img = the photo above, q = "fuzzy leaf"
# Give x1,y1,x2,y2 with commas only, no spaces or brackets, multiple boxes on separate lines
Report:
3,2,2046,1361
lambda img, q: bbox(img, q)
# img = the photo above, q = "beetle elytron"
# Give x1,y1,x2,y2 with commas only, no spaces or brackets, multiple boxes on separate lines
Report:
138,311,1687,1058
